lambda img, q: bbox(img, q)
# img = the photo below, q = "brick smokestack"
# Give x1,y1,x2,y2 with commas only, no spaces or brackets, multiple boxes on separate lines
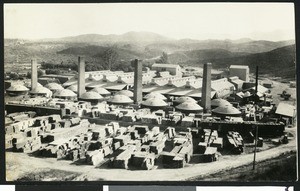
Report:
132,59,142,103
78,56,85,98
201,63,212,112
31,58,37,91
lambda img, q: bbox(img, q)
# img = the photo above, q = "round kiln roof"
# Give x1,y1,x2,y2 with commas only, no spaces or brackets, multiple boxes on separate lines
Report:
174,96,196,104
108,94,133,104
115,90,134,97
6,84,29,92
175,101,203,111
90,87,111,95
144,92,167,100
53,89,77,97
30,86,52,94
212,105,241,115
80,91,103,100
24,81,43,88
45,83,64,91
67,85,78,93
211,98,231,107
141,98,168,107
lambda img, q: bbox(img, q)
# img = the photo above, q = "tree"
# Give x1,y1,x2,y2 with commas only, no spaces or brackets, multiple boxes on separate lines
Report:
26,69,44,78
103,46,119,70
156,52,168,64
9,73,19,80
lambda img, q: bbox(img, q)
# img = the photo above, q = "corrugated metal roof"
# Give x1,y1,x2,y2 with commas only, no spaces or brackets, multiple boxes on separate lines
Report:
142,86,159,93
167,89,194,96
152,63,180,69
104,84,128,91
251,85,269,93
211,79,235,91
229,65,249,69
187,89,216,99
151,86,175,94
275,102,296,117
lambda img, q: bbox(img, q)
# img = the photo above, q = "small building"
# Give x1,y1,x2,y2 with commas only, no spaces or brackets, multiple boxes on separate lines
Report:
211,78,235,98
45,83,64,92
290,81,296,88
262,81,273,88
211,70,224,80
151,64,182,76
107,95,133,106
30,86,53,98
175,101,203,114
53,89,77,100
229,65,250,82
173,96,197,106
275,102,296,125
228,76,244,91
143,92,167,101
141,98,168,110
79,91,103,105
6,84,29,96
212,105,242,118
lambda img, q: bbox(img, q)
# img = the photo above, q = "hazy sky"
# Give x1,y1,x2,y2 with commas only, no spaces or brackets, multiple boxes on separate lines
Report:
4,3,295,41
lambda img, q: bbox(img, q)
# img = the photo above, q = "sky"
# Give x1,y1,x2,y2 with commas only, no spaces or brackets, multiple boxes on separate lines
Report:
4,3,296,41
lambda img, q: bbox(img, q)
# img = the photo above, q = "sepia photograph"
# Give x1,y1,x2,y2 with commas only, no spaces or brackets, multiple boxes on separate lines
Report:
4,3,297,181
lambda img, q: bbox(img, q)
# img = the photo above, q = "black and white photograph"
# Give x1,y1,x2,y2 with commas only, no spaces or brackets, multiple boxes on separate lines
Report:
4,3,297,181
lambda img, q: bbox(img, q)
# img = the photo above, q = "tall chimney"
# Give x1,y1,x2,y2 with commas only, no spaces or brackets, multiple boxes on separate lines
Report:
78,56,85,98
255,65,259,104
31,58,38,91
201,63,212,112
132,59,142,103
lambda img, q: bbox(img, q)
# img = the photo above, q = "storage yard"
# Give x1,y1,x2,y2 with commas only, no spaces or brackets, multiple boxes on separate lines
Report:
5,58,297,181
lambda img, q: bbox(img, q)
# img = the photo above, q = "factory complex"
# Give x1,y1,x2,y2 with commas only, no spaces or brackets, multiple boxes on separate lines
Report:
5,57,296,172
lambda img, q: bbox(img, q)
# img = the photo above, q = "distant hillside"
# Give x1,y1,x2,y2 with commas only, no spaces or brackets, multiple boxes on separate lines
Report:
41,31,174,45
169,49,250,63
180,44,296,79
145,39,294,54
4,31,296,79
57,45,160,60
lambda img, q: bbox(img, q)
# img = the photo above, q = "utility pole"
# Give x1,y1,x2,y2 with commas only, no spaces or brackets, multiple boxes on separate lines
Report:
252,124,258,170
253,65,259,170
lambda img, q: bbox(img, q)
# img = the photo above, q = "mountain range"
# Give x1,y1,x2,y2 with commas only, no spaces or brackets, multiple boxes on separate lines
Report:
4,31,296,79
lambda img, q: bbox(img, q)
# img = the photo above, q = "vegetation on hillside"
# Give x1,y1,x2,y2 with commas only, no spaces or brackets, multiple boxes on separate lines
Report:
4,33,296,79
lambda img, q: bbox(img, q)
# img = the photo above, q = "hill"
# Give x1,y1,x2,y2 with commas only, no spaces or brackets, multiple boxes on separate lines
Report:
41,31,173,45
168,49,250,63
4,31,296,78
179,44,296,79
145,39,294,54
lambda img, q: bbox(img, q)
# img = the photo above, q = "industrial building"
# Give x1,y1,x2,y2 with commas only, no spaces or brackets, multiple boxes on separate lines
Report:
4,56,295,171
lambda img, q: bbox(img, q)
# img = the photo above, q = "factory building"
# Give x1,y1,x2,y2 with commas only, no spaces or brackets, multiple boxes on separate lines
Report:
229,65,250,82
151,64,182,76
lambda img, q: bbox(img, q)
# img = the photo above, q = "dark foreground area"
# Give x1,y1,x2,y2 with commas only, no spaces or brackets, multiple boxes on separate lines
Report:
189,151,297,181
